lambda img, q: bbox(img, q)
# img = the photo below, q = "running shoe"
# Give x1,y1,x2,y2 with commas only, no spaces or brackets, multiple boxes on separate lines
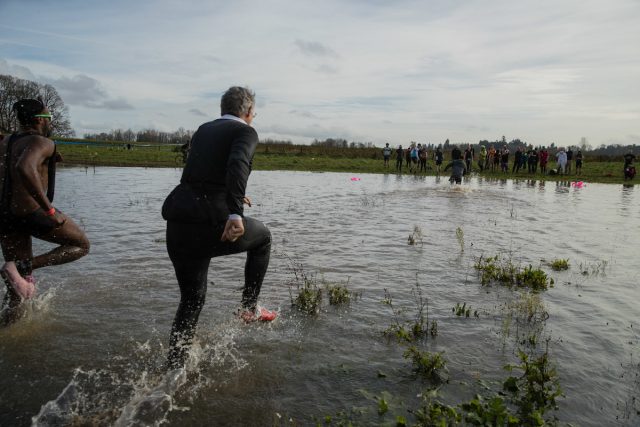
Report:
239,307,278,322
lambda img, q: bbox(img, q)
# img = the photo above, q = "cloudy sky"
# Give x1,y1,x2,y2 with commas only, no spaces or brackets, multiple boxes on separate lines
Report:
1,0,639,147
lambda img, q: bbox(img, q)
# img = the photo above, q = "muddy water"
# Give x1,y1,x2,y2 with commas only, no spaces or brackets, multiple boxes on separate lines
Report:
0,167,638,426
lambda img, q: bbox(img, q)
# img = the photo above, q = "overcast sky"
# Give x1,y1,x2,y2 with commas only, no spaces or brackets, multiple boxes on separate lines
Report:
1,0,639,147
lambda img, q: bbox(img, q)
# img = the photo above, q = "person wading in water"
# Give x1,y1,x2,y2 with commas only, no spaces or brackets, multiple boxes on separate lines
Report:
0,99,90,325
162,86,276,369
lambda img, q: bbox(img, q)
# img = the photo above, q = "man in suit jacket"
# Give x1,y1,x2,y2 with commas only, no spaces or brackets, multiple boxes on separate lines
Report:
163,86,276,370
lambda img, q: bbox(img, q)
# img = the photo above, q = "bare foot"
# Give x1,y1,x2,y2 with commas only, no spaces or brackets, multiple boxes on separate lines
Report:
1,262,35,300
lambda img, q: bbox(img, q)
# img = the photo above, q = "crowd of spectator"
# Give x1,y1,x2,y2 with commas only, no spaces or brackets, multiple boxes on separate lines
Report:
384,142,586,177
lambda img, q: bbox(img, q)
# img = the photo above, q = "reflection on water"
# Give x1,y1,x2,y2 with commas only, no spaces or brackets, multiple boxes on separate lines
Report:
0,167,639,426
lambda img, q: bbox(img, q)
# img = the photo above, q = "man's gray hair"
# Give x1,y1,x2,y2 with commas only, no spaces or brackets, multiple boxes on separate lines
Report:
220,86,255,117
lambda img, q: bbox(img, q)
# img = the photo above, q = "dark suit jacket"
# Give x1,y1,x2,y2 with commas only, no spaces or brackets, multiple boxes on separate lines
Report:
180,118,258,219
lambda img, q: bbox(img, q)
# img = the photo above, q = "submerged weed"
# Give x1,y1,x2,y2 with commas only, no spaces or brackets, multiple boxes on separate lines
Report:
382,278,432,343
408,225,424,246
327,284,352,305
284,255,355,314
475,255,553,291
579,259,609,276
516,265,553,291
285,257,323,315
550,258,570,271
452,302,479,318
503,347,563,424
404,346,447,381
455,227,464,253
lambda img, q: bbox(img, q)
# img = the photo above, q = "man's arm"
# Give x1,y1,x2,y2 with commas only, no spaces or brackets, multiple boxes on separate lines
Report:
225,126,259,217
15,136,55,212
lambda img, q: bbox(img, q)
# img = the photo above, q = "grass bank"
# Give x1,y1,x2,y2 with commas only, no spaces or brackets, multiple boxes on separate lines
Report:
56,142,636,185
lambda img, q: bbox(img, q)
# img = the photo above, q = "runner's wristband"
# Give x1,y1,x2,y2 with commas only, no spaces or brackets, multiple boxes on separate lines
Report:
45,207,56,216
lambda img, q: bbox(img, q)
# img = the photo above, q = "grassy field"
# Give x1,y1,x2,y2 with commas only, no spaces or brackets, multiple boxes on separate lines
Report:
56,142,636,185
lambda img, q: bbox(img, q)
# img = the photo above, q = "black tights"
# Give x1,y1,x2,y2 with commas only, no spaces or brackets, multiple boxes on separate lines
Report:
166,217,271,369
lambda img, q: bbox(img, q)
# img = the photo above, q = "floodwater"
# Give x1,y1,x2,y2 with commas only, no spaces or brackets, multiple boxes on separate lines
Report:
0,167,638,426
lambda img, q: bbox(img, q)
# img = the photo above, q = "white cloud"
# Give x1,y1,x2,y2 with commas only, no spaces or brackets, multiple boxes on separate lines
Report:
1,0,639,145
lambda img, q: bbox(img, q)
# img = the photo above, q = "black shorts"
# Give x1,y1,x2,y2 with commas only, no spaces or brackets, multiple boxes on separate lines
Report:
0,208,60,237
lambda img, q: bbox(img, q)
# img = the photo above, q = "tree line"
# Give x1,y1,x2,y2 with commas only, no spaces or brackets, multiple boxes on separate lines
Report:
83,127,193,145
2,73,636,157
0,74,74,137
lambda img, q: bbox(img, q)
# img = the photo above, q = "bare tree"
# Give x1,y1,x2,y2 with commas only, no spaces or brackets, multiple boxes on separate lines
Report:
0,74,75,137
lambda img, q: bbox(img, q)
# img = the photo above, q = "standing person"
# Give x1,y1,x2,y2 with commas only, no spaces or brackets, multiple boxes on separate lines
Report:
382,143,392,169
623,151,636,180
0,99,90,326
434,145,444,175
409,143,419,173
478,145,487,172
405,144,412,169
487,145,496,172
395,145,403,172
566,147,574,174
556,147,567,175
575,150,583,175
512,147,523,173
464,146,473,172
418,144,428,173
539,147,549,174
528,149,539,174
500,146,510,173
162,86,276,369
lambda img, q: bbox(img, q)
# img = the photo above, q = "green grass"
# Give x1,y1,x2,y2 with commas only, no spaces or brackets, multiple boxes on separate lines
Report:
56,142,636,184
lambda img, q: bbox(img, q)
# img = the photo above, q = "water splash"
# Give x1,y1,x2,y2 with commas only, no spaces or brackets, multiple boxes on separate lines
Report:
113,368,187,427
31,318,248,426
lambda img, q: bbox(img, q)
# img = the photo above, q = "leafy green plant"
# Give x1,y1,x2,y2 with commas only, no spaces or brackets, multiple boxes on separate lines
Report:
516,265,553,291
550,258,569,271
404,346,447,381
460,394,520,426
327,283,352,305
412,389,461,426
474,255,553,291
286,257,323,314
503,348,563,425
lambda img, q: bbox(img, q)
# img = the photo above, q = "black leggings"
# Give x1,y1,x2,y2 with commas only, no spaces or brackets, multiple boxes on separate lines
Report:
166,217,271,368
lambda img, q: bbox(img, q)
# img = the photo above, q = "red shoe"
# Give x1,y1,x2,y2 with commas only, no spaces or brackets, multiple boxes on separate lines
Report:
239,307,278,322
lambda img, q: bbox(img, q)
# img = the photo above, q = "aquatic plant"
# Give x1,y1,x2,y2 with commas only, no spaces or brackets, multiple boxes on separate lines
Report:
550,258,569,271
286,257,323,315
499,291,549,348
455,227,464,252
474,255,553,291
579,259,609,276
382,278,432,343
429,320,438,337
293,285,323,315
412,389,461,425
452,302,479,318
327,284,352,305
516,265,552,291
408,225,424,246
503,348,563,425
403,346,447,381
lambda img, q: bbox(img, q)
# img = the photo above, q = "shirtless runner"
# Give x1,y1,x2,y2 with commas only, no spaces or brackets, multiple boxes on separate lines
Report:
0,99,90,326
